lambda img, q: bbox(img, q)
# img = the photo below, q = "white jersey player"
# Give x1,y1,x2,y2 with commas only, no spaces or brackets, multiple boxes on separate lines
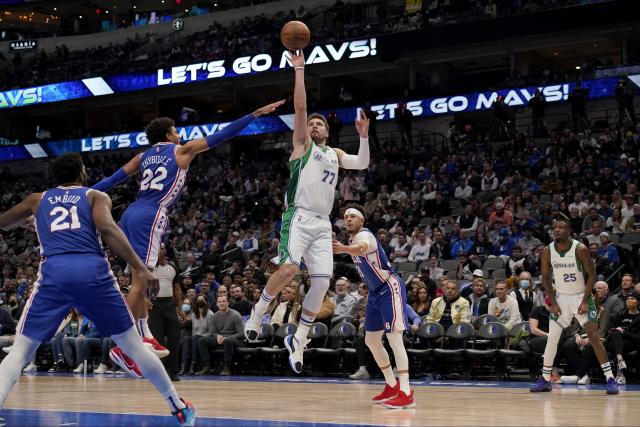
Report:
245,49,371,374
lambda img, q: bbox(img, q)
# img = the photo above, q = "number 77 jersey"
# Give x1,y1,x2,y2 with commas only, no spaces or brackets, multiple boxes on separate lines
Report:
285,142,339,216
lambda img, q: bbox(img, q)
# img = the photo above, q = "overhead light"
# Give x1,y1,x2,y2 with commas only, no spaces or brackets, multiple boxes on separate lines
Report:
53,7,57,11
185,9,188,12
105,10,109,14
133,5,137,9
553,52,559,56
575,66,581,70
79,15,83,19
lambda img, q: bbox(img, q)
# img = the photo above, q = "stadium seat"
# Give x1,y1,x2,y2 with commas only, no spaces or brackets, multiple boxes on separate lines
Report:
620,234,640,245
492,269,507,281
483,258,505,271
315,322,357,376
237,323,274,374
433,323,475,379
466,322,508,379
407,322,444,376
397,261,418,273
472,314,500,329
499,322,532,380
441,259,459,272
301,323,329,375
260,323,297,374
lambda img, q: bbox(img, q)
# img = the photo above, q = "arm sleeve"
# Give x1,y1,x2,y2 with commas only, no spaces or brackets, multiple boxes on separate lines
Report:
338,137,370,169
91,167,129,192
205,114,254,149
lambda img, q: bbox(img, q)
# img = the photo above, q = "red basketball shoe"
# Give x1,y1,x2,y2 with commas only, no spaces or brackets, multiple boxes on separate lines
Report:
143,337,170,358
372,381,400,404
109,347,143,379
382,390,415,409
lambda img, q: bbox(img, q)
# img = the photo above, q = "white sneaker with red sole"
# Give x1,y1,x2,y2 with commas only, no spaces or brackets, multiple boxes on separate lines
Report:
382,390,415,409
109,347,143,379
372,381,400,404
143,337,170,358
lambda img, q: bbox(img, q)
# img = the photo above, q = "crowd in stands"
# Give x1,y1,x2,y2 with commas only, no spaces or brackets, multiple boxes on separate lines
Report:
0,105,639,380
0,0,608,91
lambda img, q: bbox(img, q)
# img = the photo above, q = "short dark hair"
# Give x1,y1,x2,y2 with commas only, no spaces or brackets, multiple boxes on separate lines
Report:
145,117,175,144
51,153,83,184
307,113,329,130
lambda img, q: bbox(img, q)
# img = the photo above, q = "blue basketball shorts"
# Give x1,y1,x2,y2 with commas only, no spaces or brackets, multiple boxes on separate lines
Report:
365,275,409,333
119,201,168,268
17,254,134,342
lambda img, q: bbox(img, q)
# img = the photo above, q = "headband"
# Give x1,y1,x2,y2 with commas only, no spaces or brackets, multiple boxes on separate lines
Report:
345,208,364,219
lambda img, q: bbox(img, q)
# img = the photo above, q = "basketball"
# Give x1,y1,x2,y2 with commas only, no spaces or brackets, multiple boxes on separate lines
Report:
280,21,310,50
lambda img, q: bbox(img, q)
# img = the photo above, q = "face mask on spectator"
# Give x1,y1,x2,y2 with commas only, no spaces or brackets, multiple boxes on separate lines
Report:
197,300,205,308
520,280,530,289
182,304,191,314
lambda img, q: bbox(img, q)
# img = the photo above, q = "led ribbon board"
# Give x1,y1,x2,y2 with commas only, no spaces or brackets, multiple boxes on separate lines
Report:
0,38,378,109
0,75,629,162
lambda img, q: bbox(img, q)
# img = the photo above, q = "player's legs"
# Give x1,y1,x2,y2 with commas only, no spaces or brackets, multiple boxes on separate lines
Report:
0,334,40,408
245,208,304,340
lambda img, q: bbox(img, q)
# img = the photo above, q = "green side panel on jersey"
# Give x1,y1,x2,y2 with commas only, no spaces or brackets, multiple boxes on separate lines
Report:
276,207,297,265
575,242,589,282
286,143,314,207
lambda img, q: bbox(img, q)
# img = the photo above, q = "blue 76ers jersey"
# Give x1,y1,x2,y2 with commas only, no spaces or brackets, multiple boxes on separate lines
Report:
350,228,398,292
137,143,187,208
34,186,104,258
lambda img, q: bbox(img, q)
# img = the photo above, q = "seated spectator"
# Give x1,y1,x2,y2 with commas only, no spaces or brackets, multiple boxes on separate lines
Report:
488,282,522,331
517,227,542,256
450,229,474,259
178,298,194,375
454,176,473,201
69,318,102,373
509,271,543,321
615,274,634,303
457,205,478,233
389,234,411,264
582,208,606,234
466,277,489,320
429,228,451,260
422,255,444,289
229,284,253,316
240,230,258,256
493,227,516,259
0,305,16,351
505,245,527,277
183,295,214,375
427,281,471,330
584,220,604,246
604,291,640,385
350,281,369,302
454,250,480,281
330,277,359,326
622,204,640,233
606,208,625,234
408,231,430,264
196,295,244,376
312,294,336,327
270,285,301,327
49,308,82,372
489,198,514,226
527,297,560,380
470,230,493,264
411,281,431,317
594,281,625,326
596,232,620,272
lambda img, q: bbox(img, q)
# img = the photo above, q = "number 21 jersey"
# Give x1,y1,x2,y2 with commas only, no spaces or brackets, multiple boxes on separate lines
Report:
35,186,104,258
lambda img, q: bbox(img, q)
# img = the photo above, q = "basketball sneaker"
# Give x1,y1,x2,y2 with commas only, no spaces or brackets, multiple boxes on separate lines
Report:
382,390,415,409
607,377,620,395
530,378,552,392
284,334,309,374
142,337,169,358
559,375,579,384
617,360,627,372
173,398,197,426
372,381,400,404
109,347,143,379
615,372,626,385
244,308,261,341
577,374,590,385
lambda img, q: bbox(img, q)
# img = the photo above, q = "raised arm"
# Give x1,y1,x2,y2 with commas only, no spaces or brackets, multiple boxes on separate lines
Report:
92,154,141,193
334,109,370,170
0,193,40,231
290,50,309,158
176,100,285,167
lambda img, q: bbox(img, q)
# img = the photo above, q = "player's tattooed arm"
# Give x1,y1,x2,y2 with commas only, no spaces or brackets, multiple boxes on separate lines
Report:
0,193,41,231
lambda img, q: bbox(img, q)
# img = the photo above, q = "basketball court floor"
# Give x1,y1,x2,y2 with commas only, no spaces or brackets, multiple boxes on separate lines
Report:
2,373,640,426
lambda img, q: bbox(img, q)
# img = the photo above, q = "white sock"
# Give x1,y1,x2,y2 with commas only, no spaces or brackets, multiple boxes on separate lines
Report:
387,332,410,394
294,322,311,343
0,334,40,408
253,289,276,317
601,362,613,380
137,318,153,339
112,327,185,412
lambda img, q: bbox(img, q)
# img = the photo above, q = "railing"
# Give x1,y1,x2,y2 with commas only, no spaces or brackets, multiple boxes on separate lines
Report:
605,263,626,295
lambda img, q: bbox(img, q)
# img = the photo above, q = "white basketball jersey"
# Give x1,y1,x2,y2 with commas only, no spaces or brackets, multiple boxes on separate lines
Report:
549,239,586,295
285,142,339,216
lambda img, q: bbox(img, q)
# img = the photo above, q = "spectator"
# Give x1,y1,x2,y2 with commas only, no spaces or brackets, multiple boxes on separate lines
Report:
229,284,253,316
195,295,244,376
389,234,411,264
418,261,439,296
489,199,513,226
454,176,473,201
184,295,215,375
457,205,479,233
429,229,451,261
517,227,542,256
450,230,474,260
270,285,301,326
454,250,480,281
0,305,16,350
411,281,431,317
594,281,625,326
615,274,635,304
606,208,625,234
426,281,471,330
408,231,430,264
350,281,368,302
466,277,489,320
582,208,606,233
339,171,364,203
177,298,193,375
330,277,359,326
603,291,640,385
488,282,522,332
240,230,258,257
70,319,102,373
509,271,542,321
493,228,516,258
596,232,620,270
622,204,640,233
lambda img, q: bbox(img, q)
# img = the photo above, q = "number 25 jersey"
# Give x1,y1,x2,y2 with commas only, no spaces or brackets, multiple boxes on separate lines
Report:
549,239,586,295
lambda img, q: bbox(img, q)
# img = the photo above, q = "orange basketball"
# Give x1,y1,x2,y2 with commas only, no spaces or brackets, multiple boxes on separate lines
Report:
280,21,310,50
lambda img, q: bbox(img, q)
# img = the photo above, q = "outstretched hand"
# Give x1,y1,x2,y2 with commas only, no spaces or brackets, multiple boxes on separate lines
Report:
355,108,369,138
289,49,306,69
252,99,286,118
